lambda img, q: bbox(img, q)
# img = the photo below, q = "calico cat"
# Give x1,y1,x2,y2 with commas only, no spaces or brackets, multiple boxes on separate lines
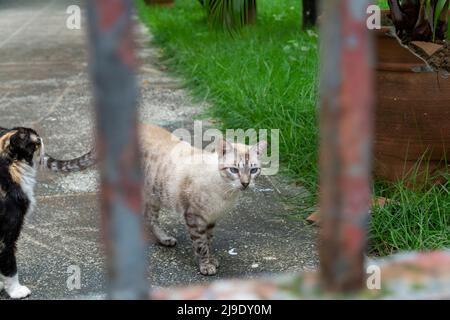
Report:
0,127,43,298
0,127,93,299
140,124,267,275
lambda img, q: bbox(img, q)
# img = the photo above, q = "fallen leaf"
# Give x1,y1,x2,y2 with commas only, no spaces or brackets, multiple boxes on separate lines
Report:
372,196,387,207
306,210,320,223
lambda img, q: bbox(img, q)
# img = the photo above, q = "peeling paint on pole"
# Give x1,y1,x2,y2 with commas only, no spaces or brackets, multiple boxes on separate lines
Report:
318,0,374,292
87,0,148,299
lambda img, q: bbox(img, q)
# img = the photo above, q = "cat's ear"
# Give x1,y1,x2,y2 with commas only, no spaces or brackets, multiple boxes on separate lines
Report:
0,131,18,152
216,137,234,157
250,140,267,158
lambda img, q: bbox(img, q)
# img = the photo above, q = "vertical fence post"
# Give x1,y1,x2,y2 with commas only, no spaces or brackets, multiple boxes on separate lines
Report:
87,0,148,299
318,0,374,292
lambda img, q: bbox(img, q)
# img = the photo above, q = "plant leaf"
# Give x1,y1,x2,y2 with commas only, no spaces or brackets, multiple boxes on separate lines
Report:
433,0,448,41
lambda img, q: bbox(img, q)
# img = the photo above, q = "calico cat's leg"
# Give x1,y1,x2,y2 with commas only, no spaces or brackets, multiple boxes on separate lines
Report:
145,200,177,247
184,210,218,276
0,248,31,299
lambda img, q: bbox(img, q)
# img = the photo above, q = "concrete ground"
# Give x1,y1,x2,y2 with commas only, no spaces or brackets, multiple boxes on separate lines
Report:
0,0,318,299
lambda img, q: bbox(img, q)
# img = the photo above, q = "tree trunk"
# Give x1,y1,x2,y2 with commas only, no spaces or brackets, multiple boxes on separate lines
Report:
388,0,420,41
412,0,432,41
246,0,257,25
302,0,317,29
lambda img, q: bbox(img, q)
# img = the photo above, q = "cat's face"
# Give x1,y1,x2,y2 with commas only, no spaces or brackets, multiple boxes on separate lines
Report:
0,128,43,166
217,139,267,191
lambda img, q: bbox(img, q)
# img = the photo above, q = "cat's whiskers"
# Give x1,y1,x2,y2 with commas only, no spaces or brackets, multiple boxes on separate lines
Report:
38,139,45,169
223,183,238,198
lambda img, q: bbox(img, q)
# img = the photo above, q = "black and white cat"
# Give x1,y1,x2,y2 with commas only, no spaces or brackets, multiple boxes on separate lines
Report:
0,127,94,299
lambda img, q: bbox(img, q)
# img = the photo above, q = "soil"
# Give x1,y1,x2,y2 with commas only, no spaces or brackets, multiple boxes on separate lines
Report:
409,41,450,72
380,9,450,72
427,42,450,72
381,12,393,27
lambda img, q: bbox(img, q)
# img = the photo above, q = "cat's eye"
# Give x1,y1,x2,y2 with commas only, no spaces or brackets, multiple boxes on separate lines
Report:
229,167,239,174
250,168,259,174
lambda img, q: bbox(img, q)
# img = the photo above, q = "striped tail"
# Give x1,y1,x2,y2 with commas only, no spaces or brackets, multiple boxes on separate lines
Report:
41,149,97,173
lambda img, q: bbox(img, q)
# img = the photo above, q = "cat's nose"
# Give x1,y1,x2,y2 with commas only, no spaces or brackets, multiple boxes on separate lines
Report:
241,182,249,189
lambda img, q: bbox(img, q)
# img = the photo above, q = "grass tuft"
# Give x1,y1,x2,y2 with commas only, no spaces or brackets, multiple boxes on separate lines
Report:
370,177,450,255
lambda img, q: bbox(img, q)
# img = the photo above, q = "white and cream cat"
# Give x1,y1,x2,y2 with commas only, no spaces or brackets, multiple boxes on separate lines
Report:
140,124,267,275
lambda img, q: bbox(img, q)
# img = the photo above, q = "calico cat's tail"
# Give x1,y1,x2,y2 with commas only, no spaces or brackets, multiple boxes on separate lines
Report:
41,148,97,173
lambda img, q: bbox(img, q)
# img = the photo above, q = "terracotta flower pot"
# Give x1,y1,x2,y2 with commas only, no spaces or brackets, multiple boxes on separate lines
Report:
144,0,175,6
374,27,450,184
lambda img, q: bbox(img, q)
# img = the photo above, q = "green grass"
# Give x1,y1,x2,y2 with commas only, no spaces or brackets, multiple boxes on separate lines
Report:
370,178,450,255
137,0,319,191
378,0,389,9
137,0,450,256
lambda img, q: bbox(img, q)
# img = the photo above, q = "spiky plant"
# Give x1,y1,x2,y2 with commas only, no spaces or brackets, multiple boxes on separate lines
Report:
388,0,449,42
199,0,257,31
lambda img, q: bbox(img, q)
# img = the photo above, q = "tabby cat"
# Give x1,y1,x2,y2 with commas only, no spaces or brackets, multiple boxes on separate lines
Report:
0,127,93,299
140,124,267,275
1,124,266,286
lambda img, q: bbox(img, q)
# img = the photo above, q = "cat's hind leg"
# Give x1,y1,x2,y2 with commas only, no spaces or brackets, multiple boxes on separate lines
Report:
145,200,177,247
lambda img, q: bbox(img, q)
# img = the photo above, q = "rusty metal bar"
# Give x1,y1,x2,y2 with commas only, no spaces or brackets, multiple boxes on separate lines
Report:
87,0,148,299
318,0,374,292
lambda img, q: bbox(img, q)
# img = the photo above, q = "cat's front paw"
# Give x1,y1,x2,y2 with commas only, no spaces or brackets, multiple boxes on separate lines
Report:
209,257,220,268
199,262,217,276
159,236,177,247
0,281,4,291
7,285,31,299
